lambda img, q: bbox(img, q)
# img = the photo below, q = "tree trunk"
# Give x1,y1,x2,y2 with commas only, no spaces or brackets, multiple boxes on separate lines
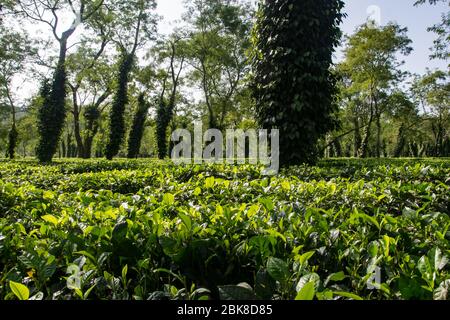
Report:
201,60,216,129
22,142,26,158
7,123,18,159
83,136,95,158
105,53,134,160
353,115,361,158
83,116,98,159
66,132,73,158
394,124,407,158
61,141,66,158
358,91,376,158
334,138,342,158
36,31,75,163
71,86,85,158
5,87,17,159
375,112,381,158
436,120,444,157
358,115,373,158
127,94,150,159
156,50,184,159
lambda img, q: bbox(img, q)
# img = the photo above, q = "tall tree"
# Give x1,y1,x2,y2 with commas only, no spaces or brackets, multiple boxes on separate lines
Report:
411,70,450,156
0,26,35,159
127,93,150,158
66,28,113,158
185,0,252,129
252,0,345,166
9,0,106,162
339,23,412,158
105,0,157,160
153,34,186,159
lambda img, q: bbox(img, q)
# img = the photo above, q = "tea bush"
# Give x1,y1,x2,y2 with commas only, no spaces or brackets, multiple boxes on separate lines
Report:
0,159,449,300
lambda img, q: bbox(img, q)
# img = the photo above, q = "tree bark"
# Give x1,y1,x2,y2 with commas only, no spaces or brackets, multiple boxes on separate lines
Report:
5,86,17,159
70,86,85,158
358,108,374,158
358,88,376,158
375,99,382,158
393,124,406,157
353,114,361,158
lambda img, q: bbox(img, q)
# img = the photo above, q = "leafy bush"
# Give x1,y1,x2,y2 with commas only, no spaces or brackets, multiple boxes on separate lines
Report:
0,159,449,300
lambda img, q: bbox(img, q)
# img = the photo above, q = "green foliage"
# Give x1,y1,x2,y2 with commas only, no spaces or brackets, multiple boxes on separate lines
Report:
9,0,107,163
251,0,346,166
336,23,413,158
414,0,449,61
341,24,412,86
6,124,18,159
184,0,253,129
155,99,172,159
127,94,150,159
0,158,448,300
152,33,186,159
0,26,35,159
105,53,134,160
36,77,65,163
35,66,68,163
9,281,29,300
411,70,450,157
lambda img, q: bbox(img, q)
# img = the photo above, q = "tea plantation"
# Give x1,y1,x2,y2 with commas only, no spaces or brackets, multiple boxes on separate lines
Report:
0,159,449,300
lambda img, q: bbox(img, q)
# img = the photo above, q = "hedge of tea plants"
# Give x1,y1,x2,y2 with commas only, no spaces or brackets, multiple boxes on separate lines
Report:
0,158,449,300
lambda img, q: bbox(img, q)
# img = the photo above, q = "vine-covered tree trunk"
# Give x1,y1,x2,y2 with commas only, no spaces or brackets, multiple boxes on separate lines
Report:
394,124,406,157
156,47,184,159
82,123,100,159
127,94,150,159
433,121,445,156
6,123,18,159
156,100,172,159
252,0,345,166
82,105,102,159
61,140,66,159
36,32,74,163
105,53,134,160
83,135,95,159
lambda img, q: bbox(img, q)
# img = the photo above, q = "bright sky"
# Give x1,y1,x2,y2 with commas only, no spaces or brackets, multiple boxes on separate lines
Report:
7,0,450,104
158,0,449,74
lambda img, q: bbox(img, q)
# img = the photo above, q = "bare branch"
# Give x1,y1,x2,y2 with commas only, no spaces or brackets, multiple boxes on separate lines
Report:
16,0,61,41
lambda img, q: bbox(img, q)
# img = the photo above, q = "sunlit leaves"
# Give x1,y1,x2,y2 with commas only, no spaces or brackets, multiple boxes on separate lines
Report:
9,281,29,300
0,158,448,300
